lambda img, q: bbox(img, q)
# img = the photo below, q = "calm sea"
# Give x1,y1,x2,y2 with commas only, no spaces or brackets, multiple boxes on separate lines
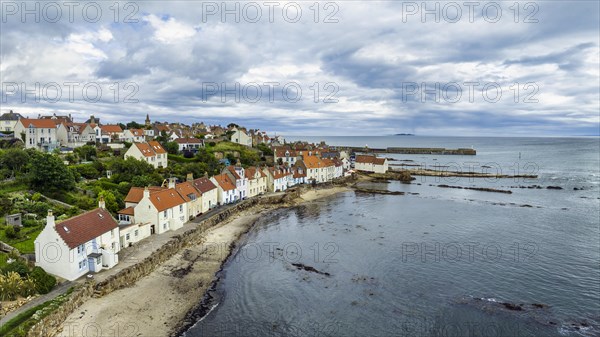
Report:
184,137,600,337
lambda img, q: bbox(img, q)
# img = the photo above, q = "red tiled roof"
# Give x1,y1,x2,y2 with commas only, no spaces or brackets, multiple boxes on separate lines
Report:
124,186,164,203
101,125,123,133
134,143,156,157
118,207,135,215
245,166,266,179
174,137,202,144
148,141,167,154
129,129,145,137
54,208,118,249
191,177,217,194
148,188,186,211
213,174,236,191
356,155,386,165
175,182,200,202
20,118,57,128
303,156,324,169
227,166,242,180
268,167,291,180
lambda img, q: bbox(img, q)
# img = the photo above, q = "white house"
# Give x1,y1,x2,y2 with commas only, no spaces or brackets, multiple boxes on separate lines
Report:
59,123,96,148
117,203,151,248
191,176,218,213
355,155,388,174
332,158,344,178
124,141,168,168
211,173,237,205
133,187,187,235
0,110,23,133
174,137,204,152
301,156,329,183
226,165,248,200
245,167,267,198
14,118,65,152
97,124,124,143
121,128,146,143
34,202,120,281
291,165,307,186
263,167,291,192
231,127,252,147
274,148,297,165
174,179,203,220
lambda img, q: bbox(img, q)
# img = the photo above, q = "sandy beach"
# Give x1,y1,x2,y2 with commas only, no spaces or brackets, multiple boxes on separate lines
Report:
55,186,350,337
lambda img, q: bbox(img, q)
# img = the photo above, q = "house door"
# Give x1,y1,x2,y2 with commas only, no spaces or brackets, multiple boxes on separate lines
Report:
150,225,155,235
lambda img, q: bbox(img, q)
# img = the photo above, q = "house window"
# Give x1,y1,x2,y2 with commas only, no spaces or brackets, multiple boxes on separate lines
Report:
163,210,168,217
126,233,130,240
134,230,139,237
163,223,167,229
79,260,87,270
179,205,183,213
77,244,85,254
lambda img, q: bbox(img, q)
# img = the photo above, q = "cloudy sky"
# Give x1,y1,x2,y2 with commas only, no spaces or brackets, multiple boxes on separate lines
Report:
1,1,599,136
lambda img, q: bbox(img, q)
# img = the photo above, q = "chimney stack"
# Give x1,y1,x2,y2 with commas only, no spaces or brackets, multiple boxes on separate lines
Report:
143,187,150,199
168,177,176,189
46,210,55,226
186,173,193,182
99,196,106,209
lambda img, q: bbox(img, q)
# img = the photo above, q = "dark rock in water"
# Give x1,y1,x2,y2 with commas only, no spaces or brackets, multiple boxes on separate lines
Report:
546,186,563,190
437,184,512,194
502,302,524,311
520,204,533,208
532,303,549,309
353,187,405,195
291,263,331,276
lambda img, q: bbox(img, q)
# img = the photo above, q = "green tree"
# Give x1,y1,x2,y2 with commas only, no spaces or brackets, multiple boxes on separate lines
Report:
74,145,97,161
28,153,75,192
163,141,179,155
97,190,119,214
0,148,29,176
126,121,142,129
0,197,12,216
108,157,156,184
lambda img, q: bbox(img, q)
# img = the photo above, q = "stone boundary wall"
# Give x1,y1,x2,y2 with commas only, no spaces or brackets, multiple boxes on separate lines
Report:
26,193,290,337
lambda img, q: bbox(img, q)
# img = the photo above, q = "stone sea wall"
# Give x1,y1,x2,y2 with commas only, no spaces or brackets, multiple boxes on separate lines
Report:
26,193,290,337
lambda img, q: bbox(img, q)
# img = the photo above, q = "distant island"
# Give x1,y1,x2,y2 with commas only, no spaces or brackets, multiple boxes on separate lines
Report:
395,133,414,136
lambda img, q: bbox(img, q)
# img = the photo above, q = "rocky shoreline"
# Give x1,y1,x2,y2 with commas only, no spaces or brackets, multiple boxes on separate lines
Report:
44,182,353,337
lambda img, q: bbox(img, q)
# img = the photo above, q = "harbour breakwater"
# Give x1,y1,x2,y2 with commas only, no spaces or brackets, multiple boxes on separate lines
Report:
341,146,476,155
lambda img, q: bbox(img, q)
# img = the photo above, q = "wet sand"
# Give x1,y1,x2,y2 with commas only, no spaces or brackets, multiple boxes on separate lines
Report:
55,187,350,337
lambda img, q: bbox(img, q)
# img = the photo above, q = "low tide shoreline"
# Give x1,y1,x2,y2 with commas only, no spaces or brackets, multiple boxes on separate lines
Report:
54,185,351,337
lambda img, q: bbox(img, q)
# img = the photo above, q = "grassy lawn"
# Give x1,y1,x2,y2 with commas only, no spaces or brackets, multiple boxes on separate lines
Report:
0,227,42,254
0,251,8,269
0,181,28,195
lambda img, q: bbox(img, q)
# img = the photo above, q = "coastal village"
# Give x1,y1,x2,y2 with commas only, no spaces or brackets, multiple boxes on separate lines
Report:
0,110,390,335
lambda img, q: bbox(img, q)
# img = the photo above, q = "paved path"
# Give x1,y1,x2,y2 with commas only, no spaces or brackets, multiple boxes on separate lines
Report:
0,280,72,327
0,191,288,326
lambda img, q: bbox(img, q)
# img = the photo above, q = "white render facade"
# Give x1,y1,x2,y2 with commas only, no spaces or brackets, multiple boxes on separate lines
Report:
34,210,120,281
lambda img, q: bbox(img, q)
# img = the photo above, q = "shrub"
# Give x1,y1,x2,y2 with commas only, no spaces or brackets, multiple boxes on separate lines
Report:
5,225,18,239
3,259,29,277
30,267,56,294
0,272,23,301
31,193,42,202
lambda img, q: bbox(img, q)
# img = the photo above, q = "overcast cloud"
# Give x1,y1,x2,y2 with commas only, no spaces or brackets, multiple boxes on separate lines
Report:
1,1,598,136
